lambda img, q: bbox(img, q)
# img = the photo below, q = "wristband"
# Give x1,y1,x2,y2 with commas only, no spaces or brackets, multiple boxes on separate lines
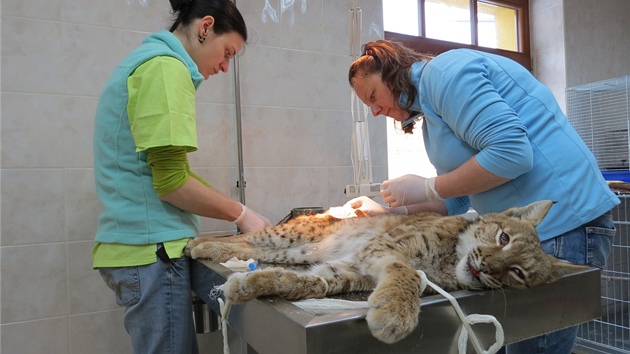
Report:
426,177,445,201
232,203,247,223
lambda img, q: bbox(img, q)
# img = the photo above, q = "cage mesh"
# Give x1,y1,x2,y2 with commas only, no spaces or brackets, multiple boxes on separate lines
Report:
575,195,630,354
568,76,630,354
566,76,630,171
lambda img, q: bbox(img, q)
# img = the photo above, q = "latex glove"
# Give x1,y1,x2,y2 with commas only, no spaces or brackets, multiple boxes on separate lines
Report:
381,175,444,207
233,204,272,233
344,196,408,216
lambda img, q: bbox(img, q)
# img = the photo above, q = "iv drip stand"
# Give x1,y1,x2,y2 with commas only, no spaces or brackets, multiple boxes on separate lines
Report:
345,0,381,198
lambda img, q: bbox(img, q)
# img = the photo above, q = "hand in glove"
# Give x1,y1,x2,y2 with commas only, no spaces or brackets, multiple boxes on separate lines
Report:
381,174,444,207
344,196,408,216
233,204,272,233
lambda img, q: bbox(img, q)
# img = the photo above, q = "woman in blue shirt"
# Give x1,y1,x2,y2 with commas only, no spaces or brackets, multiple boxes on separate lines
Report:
346,40,619,354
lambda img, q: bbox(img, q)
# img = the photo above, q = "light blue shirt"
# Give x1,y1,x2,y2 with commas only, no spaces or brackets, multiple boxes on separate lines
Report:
403,49,619,241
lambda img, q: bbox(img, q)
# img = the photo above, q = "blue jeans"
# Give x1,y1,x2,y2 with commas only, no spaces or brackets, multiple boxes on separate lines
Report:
503,211,616,354
98,254,198,354
191,259,226,315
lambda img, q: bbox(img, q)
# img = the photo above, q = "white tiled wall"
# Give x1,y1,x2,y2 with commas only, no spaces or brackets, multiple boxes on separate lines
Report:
0,0,384,352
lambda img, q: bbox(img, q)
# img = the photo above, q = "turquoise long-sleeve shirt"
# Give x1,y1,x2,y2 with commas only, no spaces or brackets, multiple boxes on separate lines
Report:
403,49,619,241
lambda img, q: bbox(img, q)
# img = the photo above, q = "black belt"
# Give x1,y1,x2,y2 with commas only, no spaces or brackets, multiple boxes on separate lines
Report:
156,243,172,263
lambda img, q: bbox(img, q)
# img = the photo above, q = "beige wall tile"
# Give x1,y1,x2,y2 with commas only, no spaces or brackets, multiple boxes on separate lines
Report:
1,18,63,94
1,317,69,353
61,0,125,28
1,93,65,168
62,24,128,97
64,96,98,168
1,169,66,245
1,244,68,322
1,0,61,20
65,169,101,242
69,310,133,354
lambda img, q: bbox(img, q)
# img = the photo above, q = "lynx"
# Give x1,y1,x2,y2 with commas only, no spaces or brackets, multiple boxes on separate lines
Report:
187,200,586,344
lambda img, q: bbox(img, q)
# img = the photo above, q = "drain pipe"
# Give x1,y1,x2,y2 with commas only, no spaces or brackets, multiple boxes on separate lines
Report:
233,43,246,205
231,0,246,204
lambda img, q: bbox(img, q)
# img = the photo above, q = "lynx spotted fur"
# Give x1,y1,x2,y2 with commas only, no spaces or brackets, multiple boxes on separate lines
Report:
187,200,586,344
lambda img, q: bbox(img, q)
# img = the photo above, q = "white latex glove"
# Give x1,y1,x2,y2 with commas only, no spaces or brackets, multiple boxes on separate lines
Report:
233,204,272,233
344,196,408,216
381,175,444,207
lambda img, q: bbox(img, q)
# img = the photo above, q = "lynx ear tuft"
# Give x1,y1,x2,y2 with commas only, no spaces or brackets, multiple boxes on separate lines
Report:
502,200,554,227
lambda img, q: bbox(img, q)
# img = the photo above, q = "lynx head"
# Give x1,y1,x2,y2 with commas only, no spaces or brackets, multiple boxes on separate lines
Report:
456,200,588,290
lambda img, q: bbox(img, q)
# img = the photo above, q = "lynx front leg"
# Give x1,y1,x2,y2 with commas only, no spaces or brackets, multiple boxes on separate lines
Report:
221,269,329,303
186,232,268,257
367,261,423,344
189,241,253,262
185,236,228,256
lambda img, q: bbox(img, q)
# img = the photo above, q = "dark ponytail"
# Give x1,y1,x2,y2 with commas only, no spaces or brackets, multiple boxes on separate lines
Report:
169,0,247,42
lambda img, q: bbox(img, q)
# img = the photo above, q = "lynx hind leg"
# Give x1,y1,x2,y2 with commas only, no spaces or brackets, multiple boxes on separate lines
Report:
367,261,423,344
221,268,329,303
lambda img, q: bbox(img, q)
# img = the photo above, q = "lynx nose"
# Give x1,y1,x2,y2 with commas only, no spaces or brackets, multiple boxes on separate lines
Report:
479,260,495,274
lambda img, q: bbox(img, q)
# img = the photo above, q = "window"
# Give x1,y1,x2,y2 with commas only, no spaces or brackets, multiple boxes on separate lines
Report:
383,0,530,70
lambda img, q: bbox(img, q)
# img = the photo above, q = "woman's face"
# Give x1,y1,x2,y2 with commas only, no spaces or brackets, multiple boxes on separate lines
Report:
196,31,244,80
352,73,410,121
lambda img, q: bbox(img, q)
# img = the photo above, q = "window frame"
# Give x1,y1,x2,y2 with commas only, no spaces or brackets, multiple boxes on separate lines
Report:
384,0,531,70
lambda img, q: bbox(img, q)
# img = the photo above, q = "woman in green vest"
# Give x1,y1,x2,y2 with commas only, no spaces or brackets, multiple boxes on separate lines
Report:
92,1,270,352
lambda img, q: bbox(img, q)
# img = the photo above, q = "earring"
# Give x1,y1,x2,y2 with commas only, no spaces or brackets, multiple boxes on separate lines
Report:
198,32,207,43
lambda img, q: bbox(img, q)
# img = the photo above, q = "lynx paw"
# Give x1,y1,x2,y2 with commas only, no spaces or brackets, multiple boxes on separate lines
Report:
186,236,224,258
184,239,199,257
366,289,420,343
221,272,256,303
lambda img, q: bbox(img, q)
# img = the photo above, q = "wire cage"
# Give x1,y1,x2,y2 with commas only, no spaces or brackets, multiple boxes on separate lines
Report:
566,75,630,172
574,195,630,354
567,75,630,354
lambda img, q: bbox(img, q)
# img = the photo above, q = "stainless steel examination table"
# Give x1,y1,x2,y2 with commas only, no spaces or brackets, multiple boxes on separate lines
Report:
190,259,601,354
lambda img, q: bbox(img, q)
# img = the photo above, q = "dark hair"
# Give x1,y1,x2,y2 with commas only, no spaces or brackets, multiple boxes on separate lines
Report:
348,40,432,133
169,0,247,42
